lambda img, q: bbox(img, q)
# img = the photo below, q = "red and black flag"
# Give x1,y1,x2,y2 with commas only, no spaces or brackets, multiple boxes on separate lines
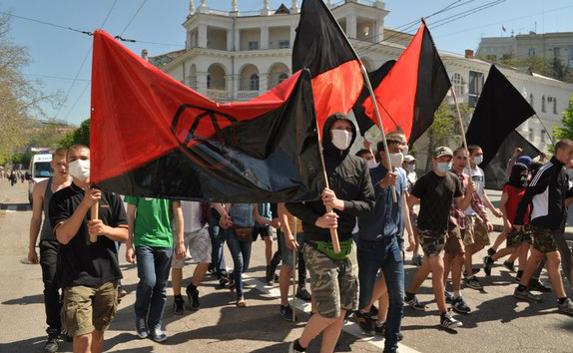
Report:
465,65,536,166
361,21,451,144
292,0,364,132
90,30,322,202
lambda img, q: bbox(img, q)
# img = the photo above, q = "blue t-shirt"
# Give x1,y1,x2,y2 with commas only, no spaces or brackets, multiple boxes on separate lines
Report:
229,203,255,227
358,165,407,241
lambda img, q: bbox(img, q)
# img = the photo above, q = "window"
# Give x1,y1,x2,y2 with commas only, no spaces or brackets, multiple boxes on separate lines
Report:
528,48,536,57
452,73,464,97
529,128,534,141
529,93,534,108
278,40,290,49
468,71,484,107
249,73,259,91
553,97,557,114
248,41,259,50
541,95,546,113
278,73,288,84
554,47,561,58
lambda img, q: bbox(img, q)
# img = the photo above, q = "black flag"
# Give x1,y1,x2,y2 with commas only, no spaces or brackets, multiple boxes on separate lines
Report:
466,65,536,165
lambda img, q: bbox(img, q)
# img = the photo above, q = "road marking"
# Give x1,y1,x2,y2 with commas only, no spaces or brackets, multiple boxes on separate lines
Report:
243,275,422,353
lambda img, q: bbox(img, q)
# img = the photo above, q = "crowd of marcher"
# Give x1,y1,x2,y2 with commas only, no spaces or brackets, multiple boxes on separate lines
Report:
26,113,573,353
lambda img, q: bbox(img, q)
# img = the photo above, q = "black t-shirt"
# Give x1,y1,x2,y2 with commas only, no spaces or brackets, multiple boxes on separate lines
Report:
49,183,128,288
411,171,462,233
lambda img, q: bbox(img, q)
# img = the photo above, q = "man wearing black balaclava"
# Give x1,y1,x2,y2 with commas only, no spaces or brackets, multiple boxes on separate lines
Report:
286,113,375,353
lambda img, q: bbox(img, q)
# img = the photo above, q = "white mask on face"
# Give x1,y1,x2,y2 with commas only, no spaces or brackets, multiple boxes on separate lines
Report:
406,164,415,173
402,144,409,155
68,159,90,182
331,129,352,151
367,160,379,169
473,155,483,165
389,152,404,168
436,162,452,174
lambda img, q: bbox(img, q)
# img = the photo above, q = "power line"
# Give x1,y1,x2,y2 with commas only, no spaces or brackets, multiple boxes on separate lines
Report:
22,73,91,82
118,0,148,36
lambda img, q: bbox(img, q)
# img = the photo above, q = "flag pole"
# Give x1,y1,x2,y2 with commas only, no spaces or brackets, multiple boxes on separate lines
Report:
315,120,342,254
90,202,99,243
450,87,473,172
291,217,298,323
533,113,556,146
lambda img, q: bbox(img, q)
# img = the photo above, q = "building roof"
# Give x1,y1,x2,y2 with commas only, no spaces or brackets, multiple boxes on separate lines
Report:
149,49,187,67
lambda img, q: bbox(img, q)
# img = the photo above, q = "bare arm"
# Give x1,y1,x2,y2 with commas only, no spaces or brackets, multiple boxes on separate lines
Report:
55,189,98,245
28,181,46,263
172,201,184,244
482,192,501,216
407,194,420,207
125,204,137,263
499,191,511,230
253,204,271,226
402,194,414,249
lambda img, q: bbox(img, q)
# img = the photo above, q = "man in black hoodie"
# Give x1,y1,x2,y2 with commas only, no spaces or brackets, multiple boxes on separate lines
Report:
286,113,375,353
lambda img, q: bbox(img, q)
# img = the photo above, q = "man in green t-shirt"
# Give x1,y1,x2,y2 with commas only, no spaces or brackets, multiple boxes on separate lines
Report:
125,197,184,343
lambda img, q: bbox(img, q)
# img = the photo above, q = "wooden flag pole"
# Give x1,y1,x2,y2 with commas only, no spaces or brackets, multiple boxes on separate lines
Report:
533,113,556,147
90,200,99,243
450,87,473,172
359,64,398,203
315,119,342,254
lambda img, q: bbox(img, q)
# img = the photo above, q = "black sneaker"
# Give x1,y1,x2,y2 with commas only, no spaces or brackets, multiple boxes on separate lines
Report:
529,279,551,293
186,283,200,310
265,265,274,285
296,287,312,302
368,304,379,318
445,291,453,304
280,304,297,322
503,261,516,272
515,270,524,282
374,321,385,336
44,328,60,353
463,275,483,290
354,311,374,336
487,248,496,256
218,276,229,288
440,310,462,329
149,327,167,343
472,267,480,275
404,293,427,311
514,287,543,302
173,294,185,315
483,256,494,276
451,296,471,314
558,298,573,316
135,316,148,339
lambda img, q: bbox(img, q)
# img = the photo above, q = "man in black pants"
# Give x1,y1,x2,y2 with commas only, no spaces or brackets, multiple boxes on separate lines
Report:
28,148,71,353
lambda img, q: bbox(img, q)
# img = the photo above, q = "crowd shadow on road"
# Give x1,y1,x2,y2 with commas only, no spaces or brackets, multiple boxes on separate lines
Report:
0,335,49,353
2,294,44,305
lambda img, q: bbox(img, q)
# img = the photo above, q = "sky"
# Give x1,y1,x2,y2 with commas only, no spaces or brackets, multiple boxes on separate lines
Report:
2,0,573,126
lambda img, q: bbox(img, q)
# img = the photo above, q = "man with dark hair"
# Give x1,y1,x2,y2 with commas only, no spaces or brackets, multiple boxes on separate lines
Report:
513,139,573,315
28,148,72,353
50,144,129,353
405,146,475,329
286,113,374,353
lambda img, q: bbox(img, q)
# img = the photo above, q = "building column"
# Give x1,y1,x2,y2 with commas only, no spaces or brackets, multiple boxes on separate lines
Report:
197,72,208,93
260,26,269,50
290,25,297,49
259,73,268,93
375,20,384,43
198,23,207,48
346,15,357,39
226,29,233,51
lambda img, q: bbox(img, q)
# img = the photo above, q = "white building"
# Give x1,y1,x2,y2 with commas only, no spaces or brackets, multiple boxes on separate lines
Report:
153,0,573,156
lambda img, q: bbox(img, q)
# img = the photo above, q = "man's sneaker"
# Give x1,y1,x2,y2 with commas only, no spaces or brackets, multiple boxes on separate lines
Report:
445,291,453,304
44,328,60,353
374,321,385,336
451,296,471,314
149,327,167,343
404,293,427,311
514,287,543,303
173,295,185,315
296,287,312,302
471,267,481,275
412,254,423,267
463,276,483,290
118,285,128,299
368,304,379,318
487,248,496,256
135,317,148,339
440,310,462,329
515,270,524,282
280,304,297,322
186,284,200,311
558,298,573,316
218,276,229,288
483,256,494,276
265,265,274,285
529,279,551,293
288,340,305,353
354,311,375,336
503,261,516,272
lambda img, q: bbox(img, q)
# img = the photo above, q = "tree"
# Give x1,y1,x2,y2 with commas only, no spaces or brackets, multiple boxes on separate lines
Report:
553,93,573,141
60,119,90,148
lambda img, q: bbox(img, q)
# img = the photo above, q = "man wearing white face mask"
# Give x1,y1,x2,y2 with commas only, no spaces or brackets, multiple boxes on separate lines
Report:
49,144,129,353
286,113,374,353
405,146,475,329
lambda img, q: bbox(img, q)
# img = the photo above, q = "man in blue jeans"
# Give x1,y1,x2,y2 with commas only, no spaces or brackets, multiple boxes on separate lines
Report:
355,139,409,353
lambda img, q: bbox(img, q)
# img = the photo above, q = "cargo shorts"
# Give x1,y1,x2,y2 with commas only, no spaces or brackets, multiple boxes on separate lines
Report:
531,225,561,254
418,228,447,257
303,242,358,319
445,226,465,256
61,281,118,337
506,225,533,248
463,215,490,247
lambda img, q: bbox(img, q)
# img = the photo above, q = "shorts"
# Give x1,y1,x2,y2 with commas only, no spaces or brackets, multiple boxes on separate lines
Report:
172,228,212,269
418,228,447,257
445,227,465,256
61,282,118,337
303,242,358,318
531,225,561,254
506,226,533,248
280,232,304,268
252,225,271,241
463,215,490,247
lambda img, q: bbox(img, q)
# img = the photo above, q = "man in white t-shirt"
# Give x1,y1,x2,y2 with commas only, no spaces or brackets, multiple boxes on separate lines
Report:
462,145,501,289
171,201,212,314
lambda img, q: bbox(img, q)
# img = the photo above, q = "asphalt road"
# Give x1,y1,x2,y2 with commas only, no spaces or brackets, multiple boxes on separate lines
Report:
1,180,572,353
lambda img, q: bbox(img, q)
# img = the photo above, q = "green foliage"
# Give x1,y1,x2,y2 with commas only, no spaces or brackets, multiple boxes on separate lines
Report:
59,119,90,148
11,150,33,167
553,93,573,142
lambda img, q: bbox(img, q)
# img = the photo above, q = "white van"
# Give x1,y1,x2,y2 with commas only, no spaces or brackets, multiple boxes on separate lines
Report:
28,153,52,205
